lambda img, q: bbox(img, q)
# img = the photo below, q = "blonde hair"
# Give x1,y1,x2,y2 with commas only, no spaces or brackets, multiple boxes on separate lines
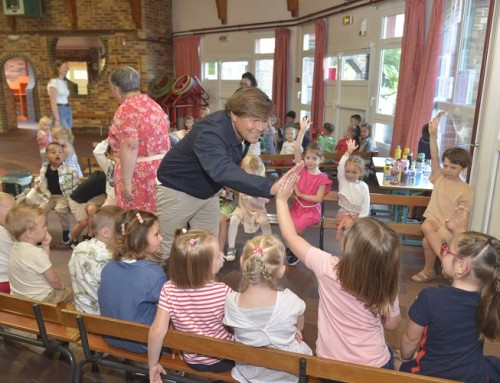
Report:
241,155,265,176
5,205,44,241
337,217,400,317
112,209,158,261
52,125,74,144
91,205,122,234
168,229,218,289
38,116,52,130
239,234,285,293
345,155,366,179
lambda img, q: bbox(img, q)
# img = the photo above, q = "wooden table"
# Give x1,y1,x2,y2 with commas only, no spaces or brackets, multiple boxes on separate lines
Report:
375,172,433,245
372,157,390,171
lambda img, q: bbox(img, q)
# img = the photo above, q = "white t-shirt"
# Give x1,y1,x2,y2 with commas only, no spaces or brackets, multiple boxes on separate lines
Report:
47,78,70,104
8,241,53,300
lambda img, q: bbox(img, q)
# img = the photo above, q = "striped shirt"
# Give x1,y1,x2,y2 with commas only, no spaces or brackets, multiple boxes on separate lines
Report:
158,280,234,365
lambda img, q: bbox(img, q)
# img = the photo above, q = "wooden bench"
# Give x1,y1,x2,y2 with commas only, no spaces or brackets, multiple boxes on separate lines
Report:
60,308,456,383
268,191,430,249
261,151,379,174
0,293,79,383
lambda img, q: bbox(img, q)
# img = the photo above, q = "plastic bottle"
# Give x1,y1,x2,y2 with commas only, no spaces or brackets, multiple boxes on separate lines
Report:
416,152,425,171
402,146,410,160
422,159,431,184
400,159,409,185
407,152,413,169
394,145,401,161
383,163,392,186
408,163,416,186
390,161,400,184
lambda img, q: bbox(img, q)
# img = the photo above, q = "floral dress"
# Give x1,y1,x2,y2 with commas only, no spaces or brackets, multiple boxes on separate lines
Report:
108,94,170,212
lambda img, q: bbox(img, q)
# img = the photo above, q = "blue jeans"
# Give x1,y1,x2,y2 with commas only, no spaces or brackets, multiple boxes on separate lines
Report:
57,104,72,129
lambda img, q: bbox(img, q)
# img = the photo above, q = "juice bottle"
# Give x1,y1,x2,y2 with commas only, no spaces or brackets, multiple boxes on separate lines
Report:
394,145,401,160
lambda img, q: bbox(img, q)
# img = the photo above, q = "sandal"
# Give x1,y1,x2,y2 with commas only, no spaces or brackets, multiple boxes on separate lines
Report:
411,269,437,283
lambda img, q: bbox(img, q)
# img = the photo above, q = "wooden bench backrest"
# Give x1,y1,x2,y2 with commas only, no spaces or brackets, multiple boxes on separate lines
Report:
261,151,379,162
61,309,456,383
322,191,430,208
0,292,62,324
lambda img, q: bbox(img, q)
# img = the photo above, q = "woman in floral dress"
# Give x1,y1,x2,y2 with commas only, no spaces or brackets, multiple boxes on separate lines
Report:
108,66,170,213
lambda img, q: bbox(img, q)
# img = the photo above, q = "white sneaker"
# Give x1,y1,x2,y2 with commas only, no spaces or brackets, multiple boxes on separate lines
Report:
224,248,236,261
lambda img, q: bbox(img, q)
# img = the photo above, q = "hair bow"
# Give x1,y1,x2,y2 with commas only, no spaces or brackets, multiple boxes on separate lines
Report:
189,239,197,246
136,212,144,224
252,247,264,256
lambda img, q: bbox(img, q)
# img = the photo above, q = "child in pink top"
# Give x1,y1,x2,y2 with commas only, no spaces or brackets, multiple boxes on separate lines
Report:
276,177,401,369
286,116,332,265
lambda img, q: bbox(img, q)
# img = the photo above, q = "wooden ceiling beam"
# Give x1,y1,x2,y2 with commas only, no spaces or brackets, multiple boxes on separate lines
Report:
130,0,142,29
287,0,299,18
215,0,227,25
66,0,77,29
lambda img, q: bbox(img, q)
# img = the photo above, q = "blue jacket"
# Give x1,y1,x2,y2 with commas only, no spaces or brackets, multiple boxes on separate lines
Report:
157,110,274,199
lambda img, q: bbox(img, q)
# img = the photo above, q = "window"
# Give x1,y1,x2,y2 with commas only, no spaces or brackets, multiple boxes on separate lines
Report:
324,57,339,81
435,0,490,152
202,62,218,80
382,13,405,39
303,33,315,51
301,56,314,105
255,38,275,54
221,61,248,80
254,37,274,98
341,53,369,81
377,48,401,115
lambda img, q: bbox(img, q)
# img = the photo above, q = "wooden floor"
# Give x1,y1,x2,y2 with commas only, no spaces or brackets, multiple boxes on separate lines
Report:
0,125,498,382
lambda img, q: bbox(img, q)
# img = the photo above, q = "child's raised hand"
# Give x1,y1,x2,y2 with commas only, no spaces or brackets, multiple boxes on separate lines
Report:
428,111,445,136
346,139,358,153
300,116,310,131
444,204,470,235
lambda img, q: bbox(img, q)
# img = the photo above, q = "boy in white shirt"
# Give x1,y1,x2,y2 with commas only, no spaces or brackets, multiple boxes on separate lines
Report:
6,204,73,303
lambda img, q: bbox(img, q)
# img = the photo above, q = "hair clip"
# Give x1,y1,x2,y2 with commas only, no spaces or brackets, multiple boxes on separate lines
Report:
121,223,126,235
182,228,188,234
136,212,144,224
188,239,197,246
252,247,264,256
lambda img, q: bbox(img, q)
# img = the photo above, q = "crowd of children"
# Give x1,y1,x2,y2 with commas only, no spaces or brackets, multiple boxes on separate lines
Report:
0,107,498,383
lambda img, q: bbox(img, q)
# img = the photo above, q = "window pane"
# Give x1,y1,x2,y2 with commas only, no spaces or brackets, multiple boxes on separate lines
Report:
255,38,275,54
382,13,405,39
221,61,248,80
255,59,273,98
303,33,315,51
439,113,473,151
436,0,484,104
202,62,218,80
324,57,339,80
373,122,393,146
377,48,401,115
301,56,314,105
341,54,369,80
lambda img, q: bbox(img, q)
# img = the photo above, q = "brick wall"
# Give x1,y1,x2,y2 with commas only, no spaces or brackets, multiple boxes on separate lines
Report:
0,0,173,132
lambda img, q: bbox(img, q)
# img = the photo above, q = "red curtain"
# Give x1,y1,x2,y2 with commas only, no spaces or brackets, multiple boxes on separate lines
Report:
391,0,445,155
310,19,327,139
272,28,291,124
173,36,201,119
391,0,426,153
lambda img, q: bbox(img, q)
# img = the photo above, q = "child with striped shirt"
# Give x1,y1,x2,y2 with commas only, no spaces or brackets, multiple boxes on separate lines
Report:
148,229,234,382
